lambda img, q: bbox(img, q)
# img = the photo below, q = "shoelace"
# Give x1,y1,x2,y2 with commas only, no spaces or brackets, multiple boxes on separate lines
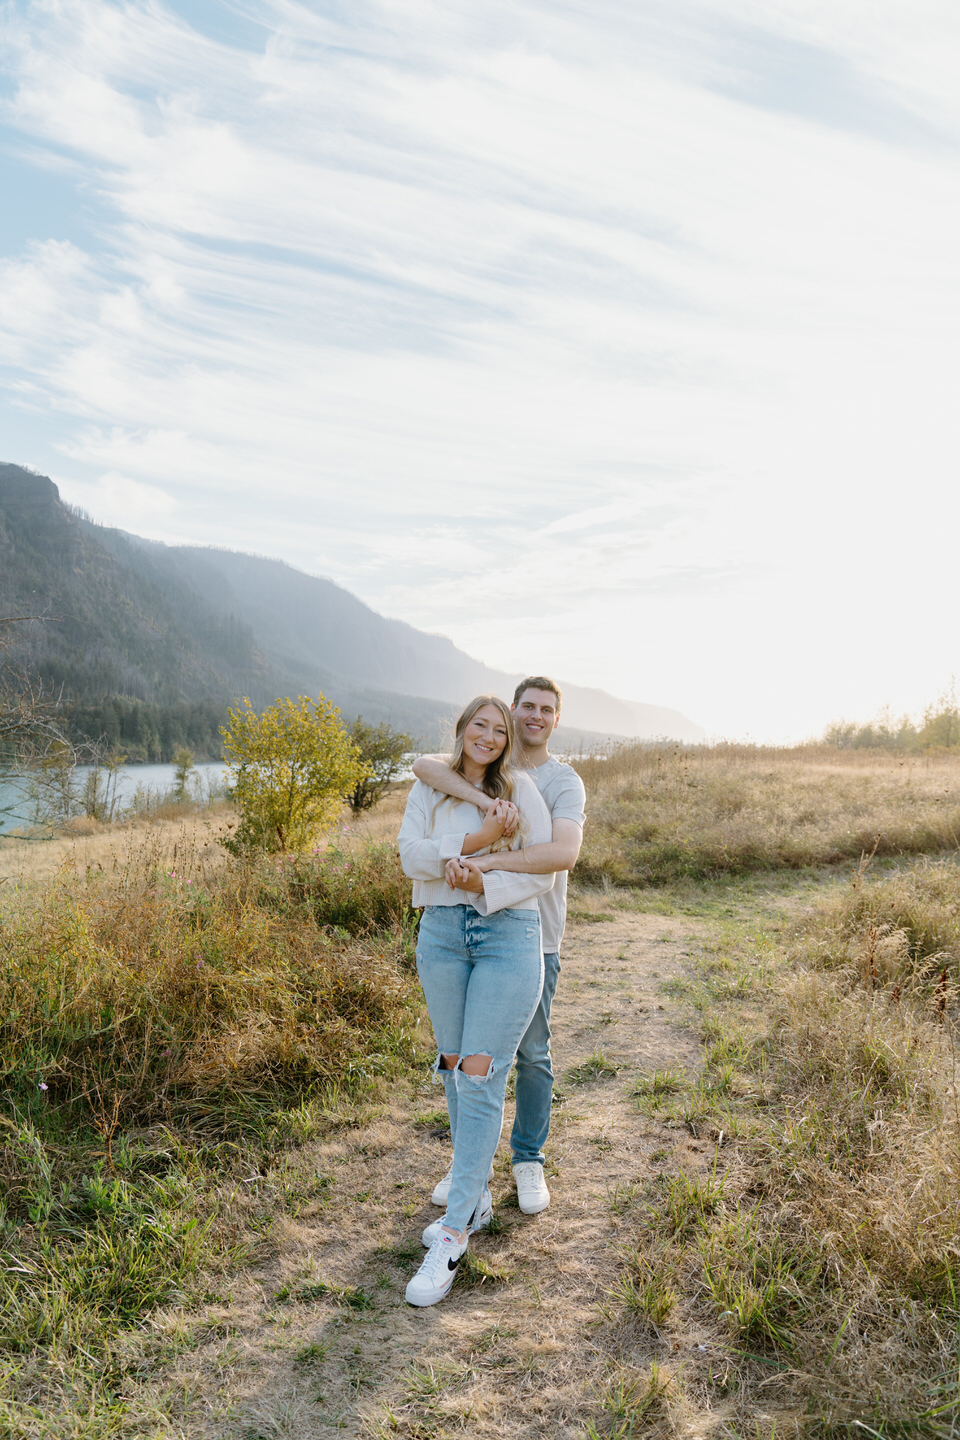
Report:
420,1233,462,1279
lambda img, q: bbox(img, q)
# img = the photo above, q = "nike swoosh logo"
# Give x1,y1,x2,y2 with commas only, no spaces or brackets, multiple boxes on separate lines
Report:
447,1257,460,1271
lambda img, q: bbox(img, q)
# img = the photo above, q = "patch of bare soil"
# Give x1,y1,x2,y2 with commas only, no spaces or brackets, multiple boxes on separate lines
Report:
157,909,712,1440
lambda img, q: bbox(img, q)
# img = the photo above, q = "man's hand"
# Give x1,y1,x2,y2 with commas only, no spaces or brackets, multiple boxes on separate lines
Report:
444,857,485,893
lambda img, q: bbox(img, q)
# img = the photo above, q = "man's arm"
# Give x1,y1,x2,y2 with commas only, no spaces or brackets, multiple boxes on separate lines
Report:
412,754,493,809
412,753,518,840
453,818,583,880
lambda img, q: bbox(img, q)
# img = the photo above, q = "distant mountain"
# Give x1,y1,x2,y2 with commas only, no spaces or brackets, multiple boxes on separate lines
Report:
0,463,704,754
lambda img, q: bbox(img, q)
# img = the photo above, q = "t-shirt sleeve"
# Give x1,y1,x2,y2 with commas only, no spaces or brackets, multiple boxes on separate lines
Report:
550,769,586,827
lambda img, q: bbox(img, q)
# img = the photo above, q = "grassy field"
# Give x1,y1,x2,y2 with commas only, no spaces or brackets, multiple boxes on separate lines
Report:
574,742,960,883
0,802,426,1438
596,857,960,1434
3,747,960,1436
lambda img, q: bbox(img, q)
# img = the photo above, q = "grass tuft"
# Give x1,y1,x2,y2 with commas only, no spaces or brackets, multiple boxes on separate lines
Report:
565,1051,622,1085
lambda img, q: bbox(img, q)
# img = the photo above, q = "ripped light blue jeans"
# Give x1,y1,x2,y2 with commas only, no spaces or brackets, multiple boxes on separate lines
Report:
417,904,543,1234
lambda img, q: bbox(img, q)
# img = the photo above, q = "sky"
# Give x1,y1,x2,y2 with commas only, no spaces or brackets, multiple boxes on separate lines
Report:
1,0,958,742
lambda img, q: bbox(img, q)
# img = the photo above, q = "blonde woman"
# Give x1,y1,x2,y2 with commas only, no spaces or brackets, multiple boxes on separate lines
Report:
398,695,553,1306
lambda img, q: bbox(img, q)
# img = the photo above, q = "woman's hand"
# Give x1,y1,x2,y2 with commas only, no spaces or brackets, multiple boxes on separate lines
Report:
445,857,484,893
479,798,518,842
460,797,520,855
495,798,519,838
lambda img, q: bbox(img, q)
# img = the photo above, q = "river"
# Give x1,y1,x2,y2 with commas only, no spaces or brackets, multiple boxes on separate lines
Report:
0,761,232,833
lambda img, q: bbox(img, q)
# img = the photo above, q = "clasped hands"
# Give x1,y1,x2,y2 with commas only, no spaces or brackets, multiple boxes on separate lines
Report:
445,856,484,892
478,796,518,843
445,796,518,893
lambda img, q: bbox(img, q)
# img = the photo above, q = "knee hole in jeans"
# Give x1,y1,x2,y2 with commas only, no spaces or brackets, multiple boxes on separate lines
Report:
460,1053,493,1078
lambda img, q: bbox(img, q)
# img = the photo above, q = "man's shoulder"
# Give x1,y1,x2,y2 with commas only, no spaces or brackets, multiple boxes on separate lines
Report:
532,755,586,809
536,755,584,785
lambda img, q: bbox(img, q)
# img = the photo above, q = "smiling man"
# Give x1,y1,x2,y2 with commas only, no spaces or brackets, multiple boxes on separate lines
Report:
412,675,586,1216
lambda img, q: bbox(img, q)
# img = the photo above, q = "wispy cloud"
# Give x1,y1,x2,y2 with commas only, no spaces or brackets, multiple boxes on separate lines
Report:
1,0,959,737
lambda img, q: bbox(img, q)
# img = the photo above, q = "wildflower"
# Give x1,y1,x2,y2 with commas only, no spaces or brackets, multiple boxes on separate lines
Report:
38,1082,48,1091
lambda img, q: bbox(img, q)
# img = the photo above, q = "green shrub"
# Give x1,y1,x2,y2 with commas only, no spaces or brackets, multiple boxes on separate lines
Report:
0,847,418,1149
265,842,417,939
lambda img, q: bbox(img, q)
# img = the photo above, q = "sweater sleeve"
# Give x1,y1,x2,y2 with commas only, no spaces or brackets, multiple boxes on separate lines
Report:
397,784,475,880
472,775,556,916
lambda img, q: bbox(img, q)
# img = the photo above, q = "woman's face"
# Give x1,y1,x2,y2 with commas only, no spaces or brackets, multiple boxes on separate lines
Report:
462,704,509,772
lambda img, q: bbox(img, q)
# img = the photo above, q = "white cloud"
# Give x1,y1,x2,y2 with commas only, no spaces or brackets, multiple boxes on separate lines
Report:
59,469,178,528
1,0,959,739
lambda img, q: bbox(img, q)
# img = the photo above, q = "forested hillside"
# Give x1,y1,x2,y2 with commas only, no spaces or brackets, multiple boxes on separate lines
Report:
0,464,703,759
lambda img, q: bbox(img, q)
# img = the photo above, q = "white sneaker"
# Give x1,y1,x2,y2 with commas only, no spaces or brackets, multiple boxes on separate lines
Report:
431,1159,495,1207
513,1162,550,1214
405,1229,468,1307
422,1187,493,1247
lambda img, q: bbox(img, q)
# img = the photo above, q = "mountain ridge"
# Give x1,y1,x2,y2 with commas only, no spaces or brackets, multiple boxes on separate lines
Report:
0,463,704,750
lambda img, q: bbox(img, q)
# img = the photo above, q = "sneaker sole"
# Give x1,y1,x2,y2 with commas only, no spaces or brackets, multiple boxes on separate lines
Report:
405,1275,456,1306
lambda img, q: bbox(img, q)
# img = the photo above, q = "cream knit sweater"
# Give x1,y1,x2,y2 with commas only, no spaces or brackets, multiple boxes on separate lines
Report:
398,772,554,914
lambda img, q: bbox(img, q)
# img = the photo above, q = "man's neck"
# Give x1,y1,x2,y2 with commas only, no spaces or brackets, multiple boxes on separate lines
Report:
516,742,551,770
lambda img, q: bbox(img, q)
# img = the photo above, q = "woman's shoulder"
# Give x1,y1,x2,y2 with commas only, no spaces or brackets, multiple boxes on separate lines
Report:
403,779,435,809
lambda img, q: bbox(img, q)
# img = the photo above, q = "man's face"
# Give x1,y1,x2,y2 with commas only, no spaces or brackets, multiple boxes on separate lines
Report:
512,688,560,748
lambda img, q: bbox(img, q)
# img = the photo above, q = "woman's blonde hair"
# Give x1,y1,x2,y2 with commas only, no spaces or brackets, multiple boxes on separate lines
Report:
429,695,527,850
450,694,518,802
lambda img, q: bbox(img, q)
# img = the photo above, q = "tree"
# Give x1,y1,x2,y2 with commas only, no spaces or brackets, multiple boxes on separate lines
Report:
346,717,419,814
1,616,75,832
0,618,69,761
220,694,364,852
919,697,960,750
81,747,128,823
172,746,196,803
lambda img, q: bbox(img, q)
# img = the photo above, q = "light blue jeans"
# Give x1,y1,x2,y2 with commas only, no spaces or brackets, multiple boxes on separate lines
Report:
510,949,561,1166
416,904,543,1233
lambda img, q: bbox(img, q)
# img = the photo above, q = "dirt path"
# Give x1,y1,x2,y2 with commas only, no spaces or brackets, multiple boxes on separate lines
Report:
161,908,709,1440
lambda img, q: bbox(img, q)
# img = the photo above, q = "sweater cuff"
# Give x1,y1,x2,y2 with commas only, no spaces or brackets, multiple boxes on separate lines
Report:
438,832,468,860
474,870,516,916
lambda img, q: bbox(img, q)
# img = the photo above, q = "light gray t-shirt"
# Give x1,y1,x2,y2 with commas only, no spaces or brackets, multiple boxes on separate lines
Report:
528,756,587,954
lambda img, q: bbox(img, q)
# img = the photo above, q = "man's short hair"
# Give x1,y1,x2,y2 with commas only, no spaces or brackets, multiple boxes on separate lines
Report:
513,675,562,711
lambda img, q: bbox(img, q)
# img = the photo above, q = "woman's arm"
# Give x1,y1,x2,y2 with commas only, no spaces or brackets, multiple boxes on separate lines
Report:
397,784,515,879
453,776,556,914
397,785,452,880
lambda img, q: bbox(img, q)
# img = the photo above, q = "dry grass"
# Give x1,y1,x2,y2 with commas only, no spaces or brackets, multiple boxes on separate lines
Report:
0,805,236,890
573,742,960,883
611,854,960,1433
1,834,416,1130
0,804,426,1438
8,764,960,1436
